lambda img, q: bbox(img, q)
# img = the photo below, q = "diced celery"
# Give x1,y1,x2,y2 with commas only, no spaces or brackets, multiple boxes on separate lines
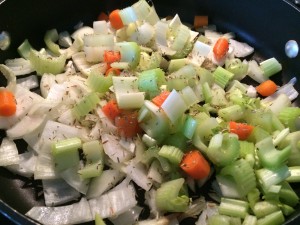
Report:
248,126,271,143
142,147,171,172
183,116,197,139
138,68,166,98
51,137,81,172
220,159,256,197
17,39,33,59
202,82,213,104
78,160,103,179
280,204,295,216
181,86,200,108
155,178,190,212
44,29,60,55
218,197,249,219
72,92,100,120
82,140,103,163
278,131,300,166
167,65,197,91
168,58,189,73
252,201,280,218
208,214,230,225
218,104,244,121
242,214,257,225
239,141,255,158
213,66,234,89
87,72,112,93
158,145,184,165
225,58,248,80
256,165,291,190
163,132,188,151
207,133,240,167
171,24,191,52
256,136,291,169
29,49,66,75
286,166,300,182
247,188,260,209
256,211,284,225
95,213,106,225
260,57,282,78
244,109,274,133
115,42,141,69
278,107,300,132
279,181,299,207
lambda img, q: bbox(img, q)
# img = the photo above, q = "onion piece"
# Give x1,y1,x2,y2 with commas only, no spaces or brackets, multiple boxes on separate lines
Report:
0,138,19,166
42,178,81,206
16,75,39,90
5,58,34,76
229,39,254,58
6,150,36,177
86,169,125,199
0,64,16,92
26,197,93,225
195,202,219,225
71,26,94,40
34,152,59,180
88,182,137,218
109,206,143,225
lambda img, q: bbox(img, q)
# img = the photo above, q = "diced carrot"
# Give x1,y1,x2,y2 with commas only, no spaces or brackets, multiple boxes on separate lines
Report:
103,50,121,65
151,91,170,107
180,150,211,180
0,89,17,117
213,37,229,61
115,111,142,138
97,12,109,21
256,80,277,97
194,15,208,29
229,121,254,140
105,67,121,77
109,9,124,30
101,99,122,122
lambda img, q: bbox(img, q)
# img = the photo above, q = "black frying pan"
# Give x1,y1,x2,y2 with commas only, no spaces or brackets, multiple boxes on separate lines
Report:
1,0,300,224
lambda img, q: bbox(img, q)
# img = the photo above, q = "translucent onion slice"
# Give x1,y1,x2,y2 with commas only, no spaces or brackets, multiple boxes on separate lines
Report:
0,138,19,166
16,75,39,90
26,198,93,225
0,64,16,92
6,150,36,177
5,58,34,76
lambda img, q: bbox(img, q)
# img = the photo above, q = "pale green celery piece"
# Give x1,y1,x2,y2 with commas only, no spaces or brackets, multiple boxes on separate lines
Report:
87,73,113,93
278,107,300,132
225,58,248,80
44,29,60,55
218,104,244,121
181,86,200,108
158,145,184,165
229,217,242,225
167,64,198,91
29,49,66,75
256,210,284,225
213,66,234,89
78,160,103,179
247,126,271,143
256,136,291,169
279,181,299,207
216,174,244,199
207,133,240,167
278,131,300,166
192,116,219,153
271,114,285,132
155,178,190,212
142,134,157,147
242,214,257,225
169,113,187,134
247,188,260,209
138,68,166,98
239,141,255,158
218,197,249,219
260,57,282,78
244,109,274,133
17,39,33,59
202,82,213,104
226,80,248,94
255,165,290,190
252,201,280,218
163,132,188,151
95,213,106,225
72,92,100,120
183,115,198,139
141,147,171,172
168,58,189,73
280,204,295,216
82,140,103,163
220,159,256,197
208,214,230,225
139,100,170,143
211,85,228,107
286,166,300,182
197,67,214,85
169,38,194,59
51,137,82,172
115,42,141,69
170,24,191,51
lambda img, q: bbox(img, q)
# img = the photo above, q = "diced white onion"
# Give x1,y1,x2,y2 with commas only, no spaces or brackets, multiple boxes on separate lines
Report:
93,21,108,35
5,58,34,76
71,26,94,40
109,206,143,225
0,138,19,166
6,150,36,177
247,60,267,83
229,39,254,58
17,75,39,89
34,152,59,180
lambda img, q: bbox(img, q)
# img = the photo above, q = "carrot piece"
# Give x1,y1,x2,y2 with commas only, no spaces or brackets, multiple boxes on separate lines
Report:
151,91,171,107
0,89,17,117
194,15,208,29
103,50,121,65
180,150,211,180
115,111,141,138
97,12,109,21
229,121,254,140
109,9,124,30
105,67,121,77
256,79,277,97
213,37,229,61
101,100,122,122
